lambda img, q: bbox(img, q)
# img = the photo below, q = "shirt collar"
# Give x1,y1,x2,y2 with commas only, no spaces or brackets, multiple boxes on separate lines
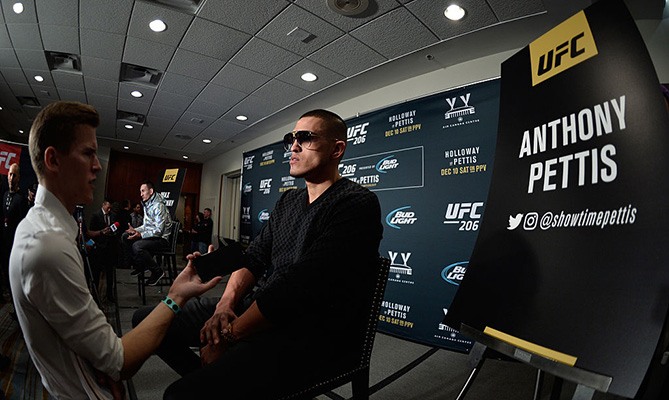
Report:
34,184,78,239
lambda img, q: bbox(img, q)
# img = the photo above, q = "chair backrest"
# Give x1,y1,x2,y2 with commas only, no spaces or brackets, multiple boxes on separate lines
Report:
168,221,180,253
357,256,391,368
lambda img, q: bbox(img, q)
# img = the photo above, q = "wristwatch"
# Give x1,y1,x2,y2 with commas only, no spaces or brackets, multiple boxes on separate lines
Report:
220,322,238,345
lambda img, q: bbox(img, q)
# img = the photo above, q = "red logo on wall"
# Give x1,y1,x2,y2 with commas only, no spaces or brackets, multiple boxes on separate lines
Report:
0,143,22,175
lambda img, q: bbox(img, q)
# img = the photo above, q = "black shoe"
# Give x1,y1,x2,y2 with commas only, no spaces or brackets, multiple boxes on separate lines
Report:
146,270,165,286
130,268,149,276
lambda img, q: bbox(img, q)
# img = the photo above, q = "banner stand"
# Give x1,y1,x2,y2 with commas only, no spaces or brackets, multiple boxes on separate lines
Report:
454,324,612,400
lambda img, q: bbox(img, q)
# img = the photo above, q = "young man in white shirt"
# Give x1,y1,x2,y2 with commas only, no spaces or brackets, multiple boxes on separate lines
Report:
10,101,222,399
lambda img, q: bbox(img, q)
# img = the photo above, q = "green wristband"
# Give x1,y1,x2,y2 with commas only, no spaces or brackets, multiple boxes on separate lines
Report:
162,296,181,315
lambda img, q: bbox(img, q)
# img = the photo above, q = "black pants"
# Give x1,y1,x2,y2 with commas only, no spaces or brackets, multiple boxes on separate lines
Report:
132,297,356,399
124,236,168,272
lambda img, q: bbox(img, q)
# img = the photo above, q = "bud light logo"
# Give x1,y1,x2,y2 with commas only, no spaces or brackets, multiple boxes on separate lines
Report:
258,209,270,223
441,262,467,286
243,182,252,194
375,155,399,174
385,206,417,229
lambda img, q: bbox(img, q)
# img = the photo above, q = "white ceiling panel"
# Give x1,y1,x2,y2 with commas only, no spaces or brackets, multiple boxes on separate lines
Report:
197,0,289,35
40,25,80,54
123,36,176,71
79,0,133,35
229,38,301,76
127,1,193,47
81,29,125,61
179,17,251,62
35,0,79,27
308,34,387,77
6,24,43,50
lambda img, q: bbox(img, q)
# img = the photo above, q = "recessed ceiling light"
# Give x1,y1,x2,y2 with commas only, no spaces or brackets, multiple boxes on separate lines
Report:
34,75,44,82
182,155,189,159
131,90,143,98
124,124,133,130
301,72,318,82
149,19,167,32
13,3,24,14
444,5,465,21
123,146,130,150
0,107,3,111
202,138,212,144
18,129,24,134
236,115,248,121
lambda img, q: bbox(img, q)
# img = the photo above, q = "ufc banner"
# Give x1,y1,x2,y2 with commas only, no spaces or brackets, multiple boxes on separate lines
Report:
241,79,500,351
0,141,37,194
445,1,669,397
154,168,186,218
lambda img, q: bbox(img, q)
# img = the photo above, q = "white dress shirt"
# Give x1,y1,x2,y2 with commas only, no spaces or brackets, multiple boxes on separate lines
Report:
9,185,124,399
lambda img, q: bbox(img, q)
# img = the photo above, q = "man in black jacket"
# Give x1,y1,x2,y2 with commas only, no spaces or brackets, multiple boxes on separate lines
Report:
88,199,117,301
1,163,28,299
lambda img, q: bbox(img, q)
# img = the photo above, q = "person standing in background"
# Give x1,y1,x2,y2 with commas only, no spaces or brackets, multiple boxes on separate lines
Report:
1,163,28,300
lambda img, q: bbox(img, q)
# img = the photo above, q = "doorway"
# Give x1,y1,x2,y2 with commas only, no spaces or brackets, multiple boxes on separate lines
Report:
219,171,241,242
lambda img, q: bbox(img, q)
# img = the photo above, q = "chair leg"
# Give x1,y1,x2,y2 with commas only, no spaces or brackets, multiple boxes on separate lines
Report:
351,367,370,400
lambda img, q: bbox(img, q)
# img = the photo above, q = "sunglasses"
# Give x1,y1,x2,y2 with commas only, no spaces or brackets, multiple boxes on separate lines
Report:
283,130,338,151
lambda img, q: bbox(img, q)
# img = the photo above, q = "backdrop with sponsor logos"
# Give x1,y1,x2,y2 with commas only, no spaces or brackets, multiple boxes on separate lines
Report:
445,1,669,397
241,79,500,350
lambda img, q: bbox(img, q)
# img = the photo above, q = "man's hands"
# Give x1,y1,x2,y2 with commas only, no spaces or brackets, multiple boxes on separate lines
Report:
200,342,228,366
200,302,237,346
93,370,126,400
167,253,223,307
125,224,141,240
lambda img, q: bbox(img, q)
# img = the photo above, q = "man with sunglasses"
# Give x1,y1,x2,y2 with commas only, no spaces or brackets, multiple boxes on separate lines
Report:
134,109,383,398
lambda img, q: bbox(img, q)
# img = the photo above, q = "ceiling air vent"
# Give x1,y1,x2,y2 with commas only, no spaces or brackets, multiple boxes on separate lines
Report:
17,96,40,107
120,63,163,87
175,134,192,140
117,110,146,126
145,0,203,14
45,51,81,73
326,0,370,16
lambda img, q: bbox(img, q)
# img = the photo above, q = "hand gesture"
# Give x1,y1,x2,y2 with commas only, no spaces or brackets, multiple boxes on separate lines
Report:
167,255,222,306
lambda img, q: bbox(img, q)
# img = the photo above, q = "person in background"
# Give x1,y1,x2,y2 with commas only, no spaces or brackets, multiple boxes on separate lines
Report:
130,202,143,228
27,182,38,208
10,101,222,399
87,199,117,302
190,208,212,254
1,163,28,301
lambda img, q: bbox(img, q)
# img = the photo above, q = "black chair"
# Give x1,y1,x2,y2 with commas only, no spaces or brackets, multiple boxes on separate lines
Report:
278,256,391,400
137,221,180,305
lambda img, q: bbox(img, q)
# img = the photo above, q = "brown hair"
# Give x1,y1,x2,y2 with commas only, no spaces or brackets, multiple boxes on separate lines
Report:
29,101,99,179
299,109,347,141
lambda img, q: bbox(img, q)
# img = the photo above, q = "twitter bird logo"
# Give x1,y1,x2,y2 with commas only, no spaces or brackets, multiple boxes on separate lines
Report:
507,213,523,230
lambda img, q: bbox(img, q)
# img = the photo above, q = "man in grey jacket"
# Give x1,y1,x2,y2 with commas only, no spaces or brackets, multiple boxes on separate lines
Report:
125,180,172,286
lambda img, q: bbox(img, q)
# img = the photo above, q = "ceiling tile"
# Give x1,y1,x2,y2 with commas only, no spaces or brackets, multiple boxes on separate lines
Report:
229,38,301,76
256,5,344,57
0,49,20,68
152,90,194,111
159,72,207,98
58,88,87,103
9,83,34,97
201,118,246,140
1,68,28,85
118,81,157,103
40,25,79,54
186,99,230,119
1,1,38,24
148,105,182,122
81,29,124,61
24,68,53,86
138,131,165,146
87,93,117,110
51,71,85,91
116,122,140,141
160,133,191,150
6,24,42,50
126,1,193,47
252,79,309,107
487,0,546,21
15,49,49,71
0,24,12,48
210,63,270,94
118,98,150,115
79,0,133,34
171,120,206,135
145,115,177,131
35,0,78,27
31,84,59,99
84,76,118,97
221,96,281,125
123,36,176,71
167,48,223,81
179,111,215,128
275,59,344,92
182,137,219,155
81,56,121,81
95,106,117,125
196,83,246,108
198,0,289,35
294,0,402,32
405,0,498,40
350,7,438,59
308,34,387,77
36,97,58,107
179,17,250,62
